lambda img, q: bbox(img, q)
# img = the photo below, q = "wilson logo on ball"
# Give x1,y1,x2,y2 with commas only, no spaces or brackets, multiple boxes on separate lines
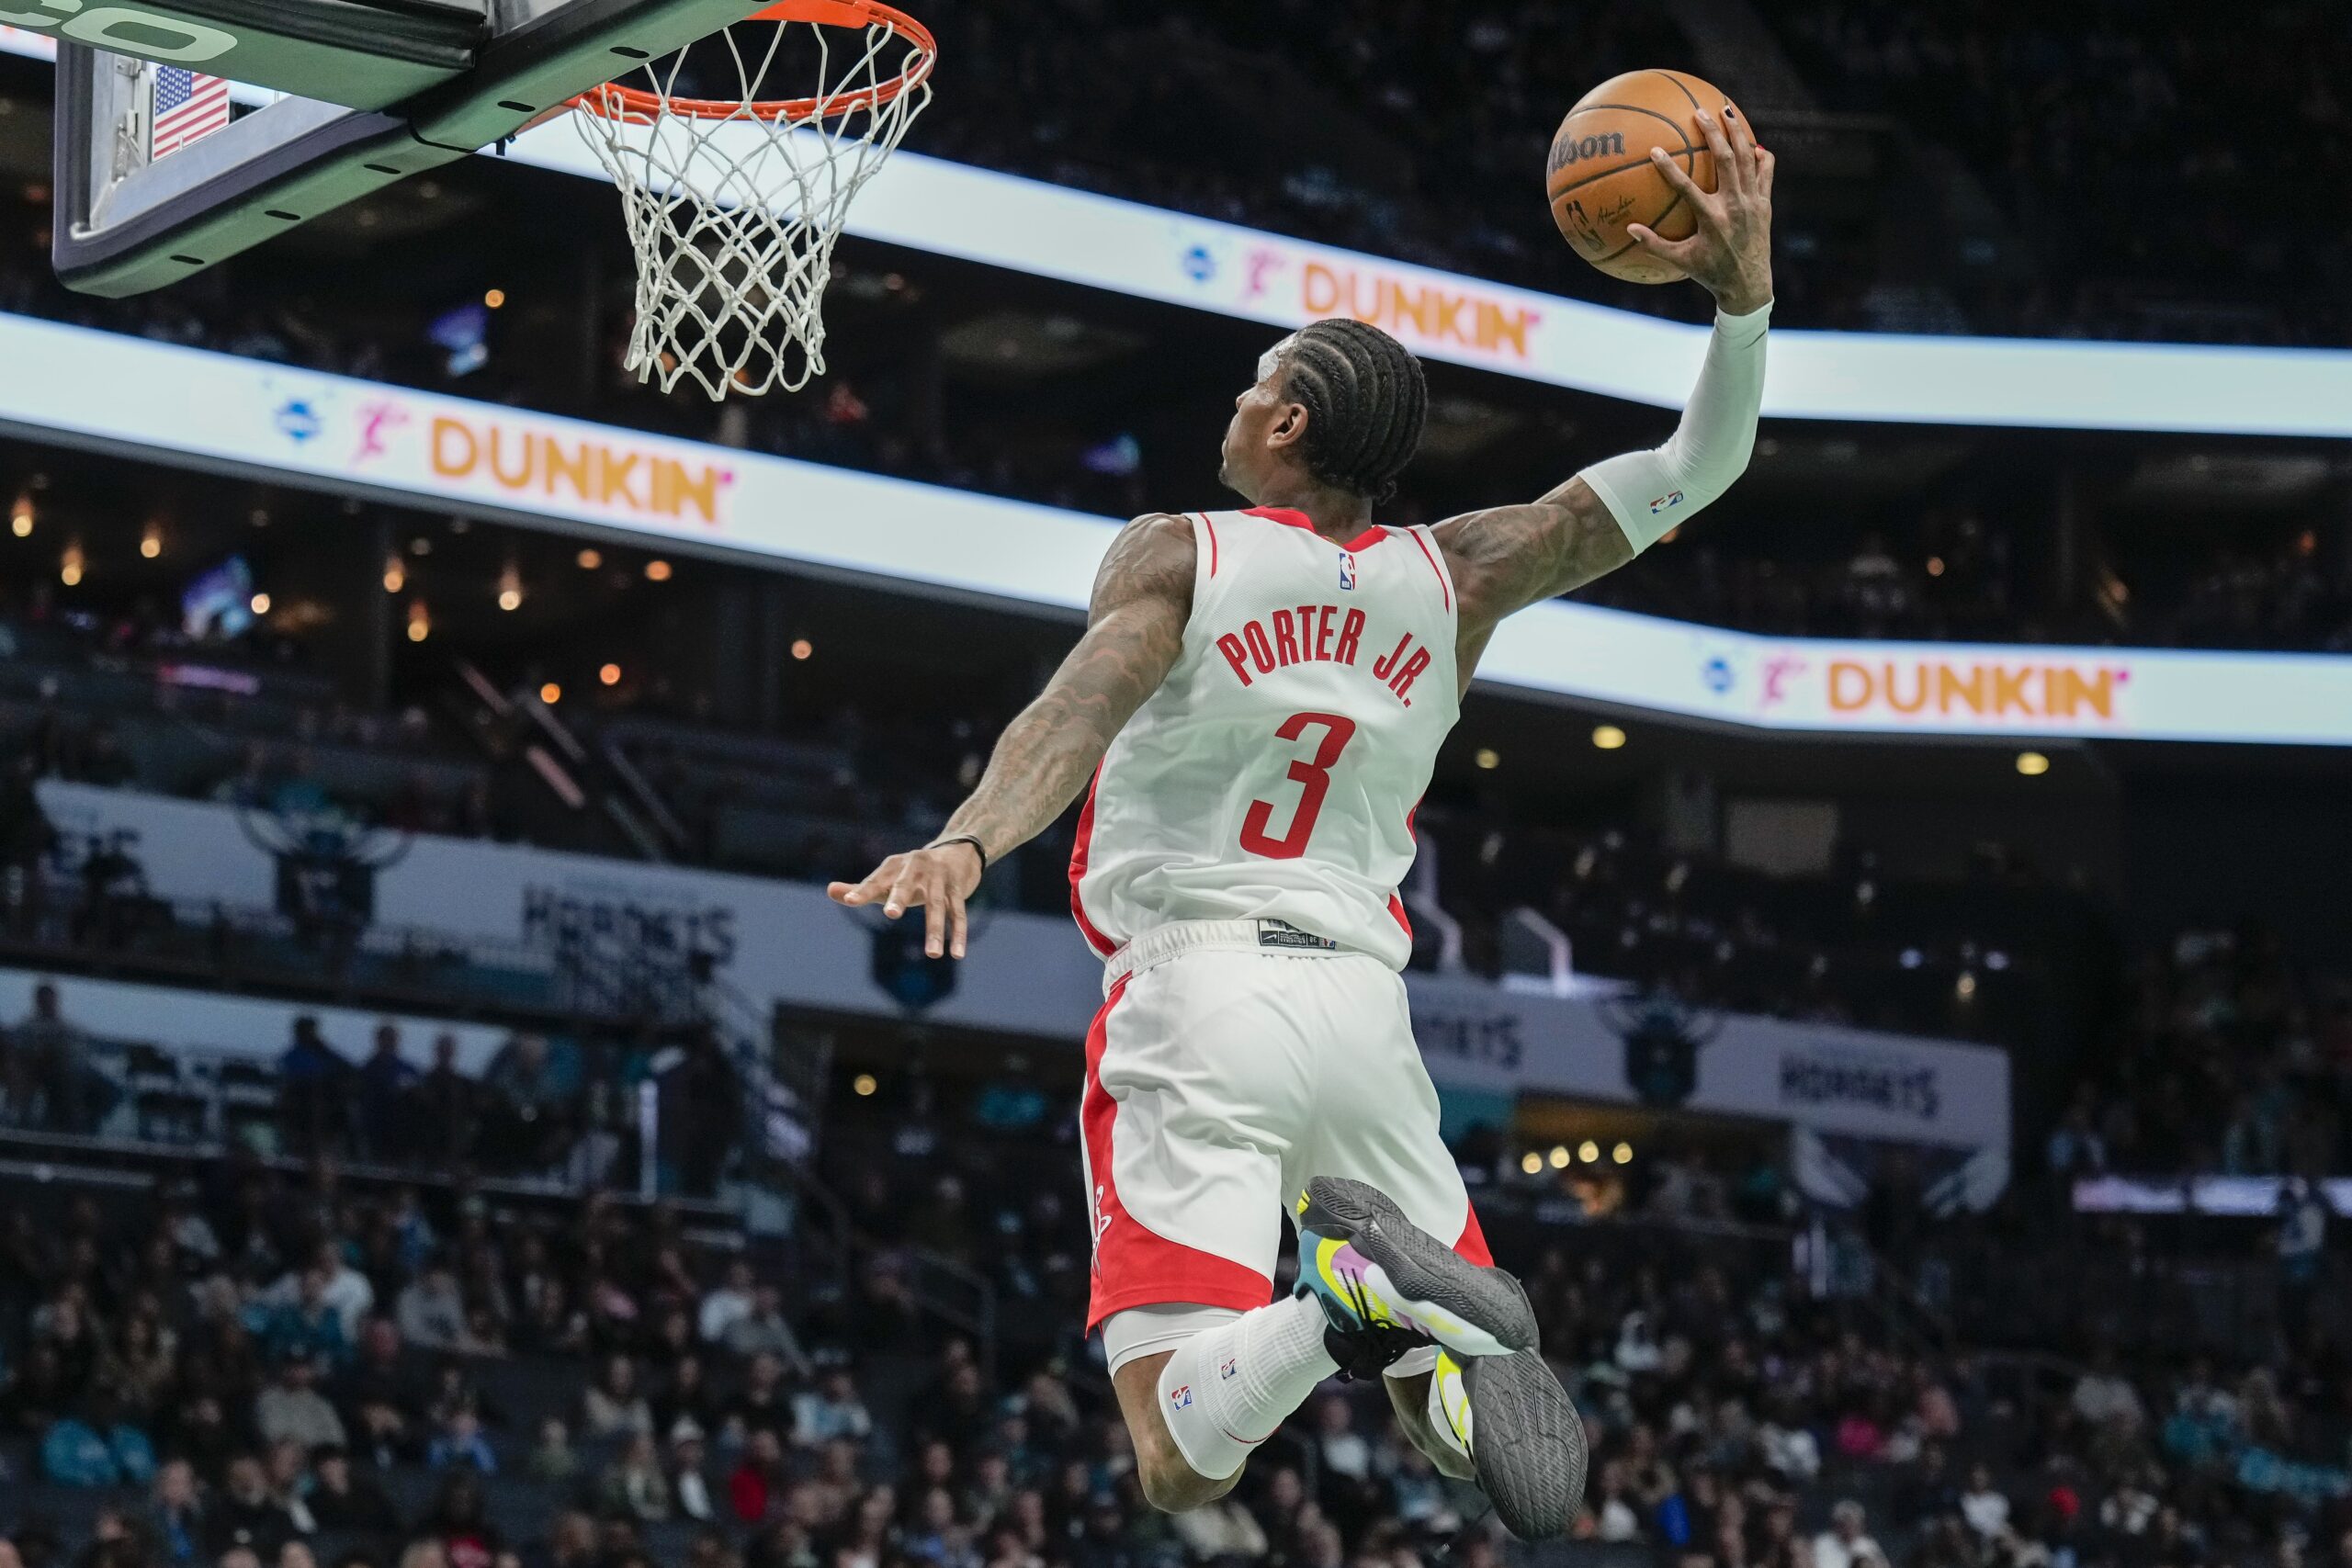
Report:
1547,130,1627,173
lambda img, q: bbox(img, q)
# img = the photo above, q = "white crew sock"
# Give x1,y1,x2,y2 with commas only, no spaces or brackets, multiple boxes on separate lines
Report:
1156,1293,1338,1481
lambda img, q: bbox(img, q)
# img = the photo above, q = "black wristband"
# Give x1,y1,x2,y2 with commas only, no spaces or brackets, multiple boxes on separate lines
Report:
929,834,988,874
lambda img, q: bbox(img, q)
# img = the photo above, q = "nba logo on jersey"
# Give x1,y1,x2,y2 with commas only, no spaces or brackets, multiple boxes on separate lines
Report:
1169,1384,1193,1411
1337,550,1357,591
1219,1356,1238,1381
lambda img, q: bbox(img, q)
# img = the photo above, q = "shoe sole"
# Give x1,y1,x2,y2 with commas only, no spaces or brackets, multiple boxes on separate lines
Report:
1302,1177,1538,1359
1464,1349,1587,1540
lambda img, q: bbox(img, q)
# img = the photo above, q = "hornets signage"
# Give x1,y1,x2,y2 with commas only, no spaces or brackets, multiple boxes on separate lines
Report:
1600,994,1723,1109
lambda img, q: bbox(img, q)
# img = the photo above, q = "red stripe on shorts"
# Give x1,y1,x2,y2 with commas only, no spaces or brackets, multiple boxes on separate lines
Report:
1453,1201,1495,1268
1081,975,1275,1331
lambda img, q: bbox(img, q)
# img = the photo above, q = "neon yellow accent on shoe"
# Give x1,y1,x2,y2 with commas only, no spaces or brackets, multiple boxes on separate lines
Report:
1432,1349,1474,1457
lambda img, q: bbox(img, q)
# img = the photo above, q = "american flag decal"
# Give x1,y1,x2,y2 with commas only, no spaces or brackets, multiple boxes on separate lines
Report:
152,67,232,157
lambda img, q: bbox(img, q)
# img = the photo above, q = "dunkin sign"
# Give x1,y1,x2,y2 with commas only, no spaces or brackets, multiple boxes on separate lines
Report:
1299,260,1541,362
1824,656,2128,725
427,415,734,526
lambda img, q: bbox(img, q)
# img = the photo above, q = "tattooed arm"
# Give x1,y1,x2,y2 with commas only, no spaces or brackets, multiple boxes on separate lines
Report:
826,513,1195,958
1436,101,1775,685
1433,477,1638,683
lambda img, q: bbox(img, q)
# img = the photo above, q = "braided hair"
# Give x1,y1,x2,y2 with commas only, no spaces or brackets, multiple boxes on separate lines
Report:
1277,318,1427,503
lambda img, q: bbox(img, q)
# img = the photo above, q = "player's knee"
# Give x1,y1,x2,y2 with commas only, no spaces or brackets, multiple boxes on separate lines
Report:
1134,1431,1218,1514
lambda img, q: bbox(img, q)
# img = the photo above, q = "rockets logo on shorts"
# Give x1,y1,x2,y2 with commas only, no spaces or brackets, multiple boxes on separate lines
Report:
1337,550,1357,591
1169,1383,1193,1411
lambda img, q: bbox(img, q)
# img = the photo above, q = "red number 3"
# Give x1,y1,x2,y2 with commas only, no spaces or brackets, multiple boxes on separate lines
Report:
1238,711,1358,860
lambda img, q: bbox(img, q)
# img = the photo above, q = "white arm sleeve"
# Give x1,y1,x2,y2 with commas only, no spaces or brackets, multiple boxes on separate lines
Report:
1577,300,1771,554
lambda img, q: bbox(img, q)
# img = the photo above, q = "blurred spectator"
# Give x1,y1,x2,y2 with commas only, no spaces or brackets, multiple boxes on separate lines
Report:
11,980,100,1133
596,1432,674,1522
355,1023,419,1163
482,1032,582,1174
426,1408,497,1475
424,1473,502,1568
526,1417,581,1485
335,1316,421,1466
717,1283,811,1373
697,1259,760,1344
671,1420,719,1523
306,1448,401,1536
658,1031,741,1198
396,1260,474,1354
255,1354,348,1451
1814,1498,1886,1568
582,1354,656,1439
277,1016,350,1158
792,1366,873,1449
254,1270,354,1367
208,1455,296,1558
148,1459,208,1564
410,1033,481,1168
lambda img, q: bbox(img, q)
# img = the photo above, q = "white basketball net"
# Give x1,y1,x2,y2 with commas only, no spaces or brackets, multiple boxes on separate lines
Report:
572,12,933,400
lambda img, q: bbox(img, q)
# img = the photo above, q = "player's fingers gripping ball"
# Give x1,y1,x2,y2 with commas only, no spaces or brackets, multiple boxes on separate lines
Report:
1547,69,1745,284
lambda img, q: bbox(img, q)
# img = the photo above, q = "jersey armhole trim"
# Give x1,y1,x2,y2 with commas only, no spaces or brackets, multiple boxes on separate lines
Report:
1196,511,1220,579
1404,526,1454,614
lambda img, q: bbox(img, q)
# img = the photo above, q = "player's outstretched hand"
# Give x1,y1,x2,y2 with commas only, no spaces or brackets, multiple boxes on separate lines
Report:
827,841,985,959
1627,105,1774,316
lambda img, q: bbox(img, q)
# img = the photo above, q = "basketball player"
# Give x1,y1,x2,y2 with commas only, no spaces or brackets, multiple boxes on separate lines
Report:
830,106,1772,1537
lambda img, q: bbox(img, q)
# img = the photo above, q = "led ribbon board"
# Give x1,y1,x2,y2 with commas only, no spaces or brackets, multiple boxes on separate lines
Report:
15,29,2352,434
3,310,2348,746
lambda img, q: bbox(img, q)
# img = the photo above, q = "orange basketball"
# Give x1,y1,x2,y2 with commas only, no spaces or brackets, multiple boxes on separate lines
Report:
1546,69,1740,285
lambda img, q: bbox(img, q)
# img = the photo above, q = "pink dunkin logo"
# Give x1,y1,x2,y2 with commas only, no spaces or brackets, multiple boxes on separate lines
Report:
353,400,410,464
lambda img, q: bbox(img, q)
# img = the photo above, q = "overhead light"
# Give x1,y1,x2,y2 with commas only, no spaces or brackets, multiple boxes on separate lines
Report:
790,637,813,660
644,558,673,582
1474,748,1499,770
576,547,602,570
1577,1140,1600,1164
1592,725,1627,750
409,536,432,557
383,558,406,593
538,682,561,705
497,561,523,612
2016,750,2050,776
1927,556,1945,577
1611,1142,1633,1165
484,288,506,309
140,523,162,558
9,494,30,536
59,542,82,586
406,601,430,642
249,592,270,615
852,1073,877,1097
1956,971,1977,999
599,662,622,686
1519,1152,1543,1176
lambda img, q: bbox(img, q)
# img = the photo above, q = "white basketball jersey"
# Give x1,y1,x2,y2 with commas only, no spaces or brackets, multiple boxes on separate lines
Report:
1069,506,1460,971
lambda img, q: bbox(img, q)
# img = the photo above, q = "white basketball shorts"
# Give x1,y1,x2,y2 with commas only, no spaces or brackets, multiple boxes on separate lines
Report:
1080,919,1490,1339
